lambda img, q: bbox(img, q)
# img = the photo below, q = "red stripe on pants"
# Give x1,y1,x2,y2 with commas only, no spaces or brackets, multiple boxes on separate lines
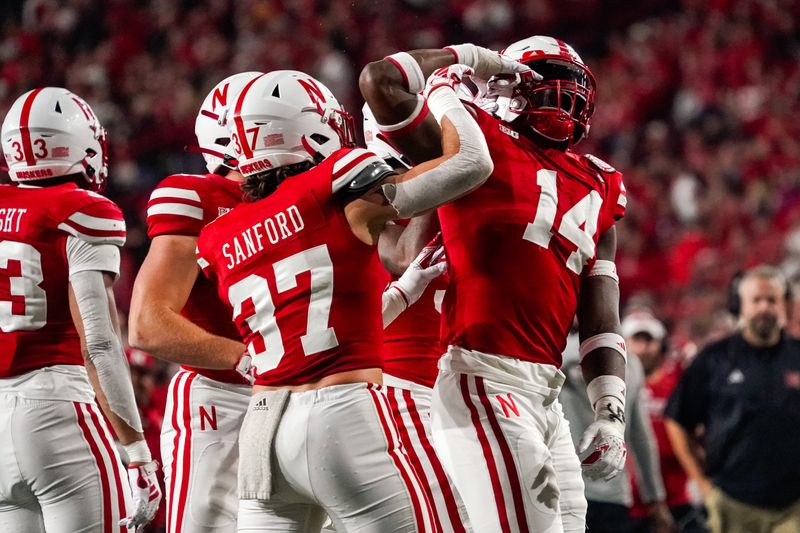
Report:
459,374,511,533
386,387,441,532
403,388,467,533
87,403,128,532
367,385,429,532
74,403,112,533
175,372,196,533
476,376,530,532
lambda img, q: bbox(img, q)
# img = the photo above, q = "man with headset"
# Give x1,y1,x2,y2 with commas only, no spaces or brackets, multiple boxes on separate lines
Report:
665,264,800,533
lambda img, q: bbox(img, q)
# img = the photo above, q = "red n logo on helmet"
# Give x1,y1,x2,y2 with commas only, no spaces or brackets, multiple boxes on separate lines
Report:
297,78,326,108
212,83,229,111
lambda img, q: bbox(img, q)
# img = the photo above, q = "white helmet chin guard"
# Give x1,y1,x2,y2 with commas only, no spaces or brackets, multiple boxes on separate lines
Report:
194,72,263,174
362,104,411,170
228,70,355,177
2,87,108,190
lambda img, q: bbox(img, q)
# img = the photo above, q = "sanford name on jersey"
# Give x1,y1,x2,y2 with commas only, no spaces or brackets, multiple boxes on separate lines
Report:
219,204,305,270
437,102,626,368
197,148,390,387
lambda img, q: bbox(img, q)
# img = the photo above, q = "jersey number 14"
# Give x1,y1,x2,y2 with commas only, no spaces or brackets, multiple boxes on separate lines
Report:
523,169,603,274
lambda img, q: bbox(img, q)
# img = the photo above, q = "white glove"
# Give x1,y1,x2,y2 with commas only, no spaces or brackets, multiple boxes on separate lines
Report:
391,233,447,307
577,396,627,481
234,352,255,385
445,43,532,80
424,64,475,101
119,461,162,531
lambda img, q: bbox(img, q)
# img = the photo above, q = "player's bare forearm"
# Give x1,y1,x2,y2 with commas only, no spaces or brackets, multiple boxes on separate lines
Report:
378,213,439,275
578,227,625,382
129,235,245,369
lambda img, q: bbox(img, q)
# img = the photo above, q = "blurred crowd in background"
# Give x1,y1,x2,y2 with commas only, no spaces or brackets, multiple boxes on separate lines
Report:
1,0,799,530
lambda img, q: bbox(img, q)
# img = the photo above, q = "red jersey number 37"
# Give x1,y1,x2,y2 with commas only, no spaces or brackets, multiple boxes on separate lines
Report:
227,244,339,374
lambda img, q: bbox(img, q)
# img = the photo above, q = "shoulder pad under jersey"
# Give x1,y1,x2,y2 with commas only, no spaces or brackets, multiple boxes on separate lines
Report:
330,148,396,202
583,154,617,174
56,193,126,247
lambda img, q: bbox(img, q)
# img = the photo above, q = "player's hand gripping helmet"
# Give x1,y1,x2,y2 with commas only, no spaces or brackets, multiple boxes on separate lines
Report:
494,36,596,145
227,70,355,177
194,72,263,174
2,87,108,190
362,104,411,171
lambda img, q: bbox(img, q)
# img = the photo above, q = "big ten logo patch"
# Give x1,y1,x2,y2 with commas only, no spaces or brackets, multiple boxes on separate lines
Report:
199,405,218,431
495,393,520,418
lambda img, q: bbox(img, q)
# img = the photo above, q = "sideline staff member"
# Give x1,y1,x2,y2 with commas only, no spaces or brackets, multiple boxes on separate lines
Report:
665,265,800,533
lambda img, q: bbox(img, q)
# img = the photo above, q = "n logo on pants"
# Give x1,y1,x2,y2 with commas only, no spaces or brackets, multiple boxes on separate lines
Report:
199,405,217,431
495,393,519,418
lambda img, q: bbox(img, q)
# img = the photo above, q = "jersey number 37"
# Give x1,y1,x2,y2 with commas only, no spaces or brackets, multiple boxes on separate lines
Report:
227,244,339,375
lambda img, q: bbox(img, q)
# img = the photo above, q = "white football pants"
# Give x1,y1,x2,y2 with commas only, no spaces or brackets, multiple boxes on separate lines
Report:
237,382,433,533
431,347,587,533
0,393,131,532
161,369,251,533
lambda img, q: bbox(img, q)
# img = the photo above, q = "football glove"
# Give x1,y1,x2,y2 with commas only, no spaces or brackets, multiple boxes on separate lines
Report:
391,233,447,307
578,395,627,481
445,43,534,81
119,461,162,531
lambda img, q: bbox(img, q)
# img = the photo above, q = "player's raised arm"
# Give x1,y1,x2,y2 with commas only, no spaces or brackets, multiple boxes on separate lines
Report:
575,225,628,481
345,65,494,244
360,44,530,163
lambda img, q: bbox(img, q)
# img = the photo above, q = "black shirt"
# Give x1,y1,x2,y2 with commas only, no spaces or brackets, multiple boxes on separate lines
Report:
665,332,800,508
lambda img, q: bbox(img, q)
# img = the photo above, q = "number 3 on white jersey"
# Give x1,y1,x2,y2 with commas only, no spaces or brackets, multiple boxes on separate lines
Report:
227,244,339,374
523,169,603,274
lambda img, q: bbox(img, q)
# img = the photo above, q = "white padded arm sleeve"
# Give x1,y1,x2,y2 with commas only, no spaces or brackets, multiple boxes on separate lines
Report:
382,285,409,328
381,85,493,218
69,269,143,433
66,236,121,279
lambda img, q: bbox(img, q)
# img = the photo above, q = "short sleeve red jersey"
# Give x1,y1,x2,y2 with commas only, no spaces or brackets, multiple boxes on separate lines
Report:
146,173,245,384
0,183,125,377
382,269,447,388
197,148,387,387
437,104,626,367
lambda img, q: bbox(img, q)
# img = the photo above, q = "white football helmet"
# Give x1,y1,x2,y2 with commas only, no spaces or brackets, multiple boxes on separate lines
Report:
194,72,262,174
494,36,596,145
362,104,410,170
2,87,108,190
227,70,355,177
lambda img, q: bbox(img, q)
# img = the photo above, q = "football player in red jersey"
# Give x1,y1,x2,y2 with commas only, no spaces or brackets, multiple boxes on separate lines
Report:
0,88,160,532
194,65,517,531
128,72,260,533
361,37,629,532
364,104,472,533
